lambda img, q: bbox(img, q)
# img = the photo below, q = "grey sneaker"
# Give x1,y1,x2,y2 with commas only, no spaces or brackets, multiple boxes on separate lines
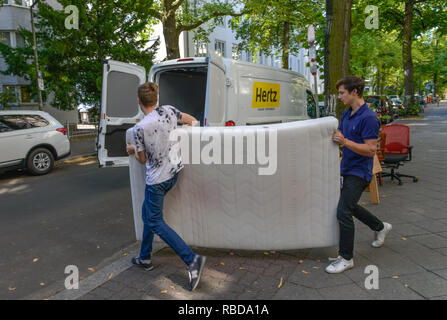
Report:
187,255,206,291
372,222,392,248
131,257,154,271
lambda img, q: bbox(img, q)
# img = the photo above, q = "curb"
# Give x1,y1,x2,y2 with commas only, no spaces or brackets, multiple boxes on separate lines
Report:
61,152,97,162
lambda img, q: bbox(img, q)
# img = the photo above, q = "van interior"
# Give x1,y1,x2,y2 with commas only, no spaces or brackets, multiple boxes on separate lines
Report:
157,66,208,126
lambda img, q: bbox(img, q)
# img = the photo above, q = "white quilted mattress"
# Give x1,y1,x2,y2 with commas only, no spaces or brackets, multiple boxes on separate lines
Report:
126,117,340,250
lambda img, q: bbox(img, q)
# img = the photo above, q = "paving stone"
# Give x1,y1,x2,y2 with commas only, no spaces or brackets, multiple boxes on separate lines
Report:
357,277,424,300
432,268,447,281
429,296,447,300
236,289,261,299
417,219,447,233
437,231,447,239
79,293,99,300
272,282,323,300
385,238,447,270
409,234,447,249
109,287,139,300
398,272,447,299
250,275,282,292
287,261,353,289
353,243,425,277
317,283,372,300
88,286,114,299
100,279,128,293
435,248,447,256
392,223,431,237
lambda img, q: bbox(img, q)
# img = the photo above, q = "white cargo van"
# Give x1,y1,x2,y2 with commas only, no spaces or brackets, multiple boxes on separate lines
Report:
98,52,317,167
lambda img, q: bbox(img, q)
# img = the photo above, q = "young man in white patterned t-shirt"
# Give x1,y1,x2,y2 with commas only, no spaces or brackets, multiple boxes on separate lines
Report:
126,82,206,291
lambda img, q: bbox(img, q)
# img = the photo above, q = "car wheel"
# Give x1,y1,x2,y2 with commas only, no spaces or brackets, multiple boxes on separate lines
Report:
27,148,54,175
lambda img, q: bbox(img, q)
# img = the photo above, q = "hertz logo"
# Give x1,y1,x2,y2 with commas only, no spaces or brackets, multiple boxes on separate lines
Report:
252,82,280,108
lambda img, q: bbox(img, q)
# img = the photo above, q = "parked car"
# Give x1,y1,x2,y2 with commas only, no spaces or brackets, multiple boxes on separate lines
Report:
390,97,403,109
0,110,70,175
365,95,397,124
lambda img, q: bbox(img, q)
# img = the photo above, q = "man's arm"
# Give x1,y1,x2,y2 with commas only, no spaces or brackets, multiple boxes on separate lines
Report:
126,144,147,164
178,112,198,126
333,131,377,157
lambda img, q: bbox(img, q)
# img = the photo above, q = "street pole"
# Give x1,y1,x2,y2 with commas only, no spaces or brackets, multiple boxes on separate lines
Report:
30,0,43,111
418,62,421,96
308,25,320,118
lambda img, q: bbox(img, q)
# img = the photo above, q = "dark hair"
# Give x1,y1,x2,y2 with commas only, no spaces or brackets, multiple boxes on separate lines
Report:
336,76,365,97
138,82,158,107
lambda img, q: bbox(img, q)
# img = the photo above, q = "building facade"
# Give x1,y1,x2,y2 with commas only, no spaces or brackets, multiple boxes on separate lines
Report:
0,0,77,123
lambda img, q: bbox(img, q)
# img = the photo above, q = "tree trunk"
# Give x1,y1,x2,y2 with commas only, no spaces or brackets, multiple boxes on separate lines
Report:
402,0,415,110
282,21,290,69
325,0,352,121
433,37,439,97
376,69,380,95
163,11,181,60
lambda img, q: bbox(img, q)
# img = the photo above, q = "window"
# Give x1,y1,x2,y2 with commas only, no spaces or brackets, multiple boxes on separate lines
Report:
23,115,49,127
0,115,30,130
215,40,226,57
0,32,11,46
20,86,31,103
3,1,32,6
246,50,253,63
194,41,208,57
0,114,49,131
2,86,18,103
2,85,35,104
232,43,240,60
16,32,25,48
0,120,13,133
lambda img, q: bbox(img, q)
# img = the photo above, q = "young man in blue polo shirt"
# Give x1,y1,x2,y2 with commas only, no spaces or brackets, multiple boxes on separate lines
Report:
326,76,392,274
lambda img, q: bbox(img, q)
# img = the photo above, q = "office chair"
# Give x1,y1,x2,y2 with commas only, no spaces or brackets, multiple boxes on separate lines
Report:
381,124,418,185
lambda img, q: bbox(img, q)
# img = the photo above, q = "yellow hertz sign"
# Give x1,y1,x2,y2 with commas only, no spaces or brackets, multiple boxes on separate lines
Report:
252,82,280,108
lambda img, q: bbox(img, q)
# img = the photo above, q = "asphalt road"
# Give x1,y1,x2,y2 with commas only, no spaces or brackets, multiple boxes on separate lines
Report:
0,158,135,300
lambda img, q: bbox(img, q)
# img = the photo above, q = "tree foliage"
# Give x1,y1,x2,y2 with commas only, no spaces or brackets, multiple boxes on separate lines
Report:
150,0,246,59
229,0,324,69
0,0,159,110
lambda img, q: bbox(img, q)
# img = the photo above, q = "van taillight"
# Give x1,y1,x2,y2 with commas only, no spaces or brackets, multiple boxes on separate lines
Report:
225,120,236,126
177,58,194,62
56,128,67,135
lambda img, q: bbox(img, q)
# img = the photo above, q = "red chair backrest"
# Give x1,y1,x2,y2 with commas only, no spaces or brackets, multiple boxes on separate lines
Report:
381,124,410,154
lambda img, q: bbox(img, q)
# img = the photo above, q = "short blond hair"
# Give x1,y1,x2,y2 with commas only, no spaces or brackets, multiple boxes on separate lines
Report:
138,82,158,107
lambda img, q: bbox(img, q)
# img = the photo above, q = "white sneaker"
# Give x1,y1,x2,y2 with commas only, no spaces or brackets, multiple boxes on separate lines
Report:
372,222,392,248
325,256,354,274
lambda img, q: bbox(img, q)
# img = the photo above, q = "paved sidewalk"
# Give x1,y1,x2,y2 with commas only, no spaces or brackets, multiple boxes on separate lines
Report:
55,105,447,300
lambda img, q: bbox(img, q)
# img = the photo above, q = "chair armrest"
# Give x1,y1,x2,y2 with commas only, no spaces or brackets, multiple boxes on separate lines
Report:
407,145,413,161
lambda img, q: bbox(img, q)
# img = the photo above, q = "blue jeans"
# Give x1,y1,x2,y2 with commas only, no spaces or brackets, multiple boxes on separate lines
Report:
337,175,384,260
139,173,195,265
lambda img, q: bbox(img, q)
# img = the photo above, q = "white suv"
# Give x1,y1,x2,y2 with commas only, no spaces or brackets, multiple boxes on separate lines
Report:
0,110,71,175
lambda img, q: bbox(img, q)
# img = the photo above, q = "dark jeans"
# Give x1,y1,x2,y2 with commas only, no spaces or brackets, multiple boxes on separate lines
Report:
337,175,384,260
139,173,196,265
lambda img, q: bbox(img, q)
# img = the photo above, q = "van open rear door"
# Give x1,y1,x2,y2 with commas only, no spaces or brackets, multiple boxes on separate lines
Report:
204,52,226,126
98,60,145,167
